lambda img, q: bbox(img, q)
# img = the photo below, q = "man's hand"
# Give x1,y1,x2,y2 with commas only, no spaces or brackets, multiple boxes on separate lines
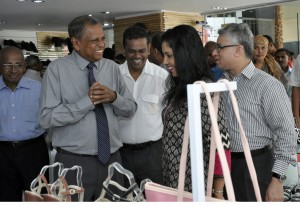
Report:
265,177,284,201
88,82,117,105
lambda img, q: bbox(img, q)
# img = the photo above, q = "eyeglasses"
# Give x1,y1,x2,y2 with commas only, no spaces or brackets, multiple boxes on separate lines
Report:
214,44,239,51
2,63,25,70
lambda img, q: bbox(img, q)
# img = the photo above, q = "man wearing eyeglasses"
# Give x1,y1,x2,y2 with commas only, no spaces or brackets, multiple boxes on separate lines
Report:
0,46,49,201
212,23,296,201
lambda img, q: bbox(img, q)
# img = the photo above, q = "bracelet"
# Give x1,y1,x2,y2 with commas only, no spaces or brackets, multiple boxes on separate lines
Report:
212,189,224,194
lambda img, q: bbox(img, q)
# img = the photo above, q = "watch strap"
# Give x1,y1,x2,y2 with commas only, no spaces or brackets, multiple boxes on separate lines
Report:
272,172,286,182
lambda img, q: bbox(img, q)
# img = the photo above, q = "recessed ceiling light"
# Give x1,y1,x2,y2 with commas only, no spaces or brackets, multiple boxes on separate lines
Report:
212,6,227,10
37,23,43,26
31,0,46,3
16,0,28,2
88,14,92,17
103,23,110,27
101,11,111,14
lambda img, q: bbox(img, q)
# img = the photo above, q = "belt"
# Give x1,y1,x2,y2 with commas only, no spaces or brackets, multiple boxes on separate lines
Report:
56,147,98,158
122,139,161,151
231,145,272,159
0,134,44,148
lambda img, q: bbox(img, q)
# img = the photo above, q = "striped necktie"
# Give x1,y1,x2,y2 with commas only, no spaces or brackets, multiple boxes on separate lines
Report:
87,62,110,164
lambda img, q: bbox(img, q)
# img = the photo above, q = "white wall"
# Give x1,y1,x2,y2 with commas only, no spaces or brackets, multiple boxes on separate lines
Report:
0,30,37,48
282,6,300,42
0,29,115,50
104,29,114,48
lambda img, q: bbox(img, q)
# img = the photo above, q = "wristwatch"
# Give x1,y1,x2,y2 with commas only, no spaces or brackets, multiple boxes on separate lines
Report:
272,172,287,182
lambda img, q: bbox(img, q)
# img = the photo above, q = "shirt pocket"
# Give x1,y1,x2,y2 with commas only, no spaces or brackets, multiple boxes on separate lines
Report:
142,94,159,115
22,106,39,122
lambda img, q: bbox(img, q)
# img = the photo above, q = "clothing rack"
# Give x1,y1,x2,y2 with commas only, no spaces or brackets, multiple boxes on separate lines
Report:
187,81,237,201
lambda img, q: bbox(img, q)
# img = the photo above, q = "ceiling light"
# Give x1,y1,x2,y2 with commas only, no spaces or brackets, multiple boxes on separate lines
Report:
101,11,111,14
31,0,46,3
16,0,28,2
37,23,43,26
0,21,7,24
212,6,227,10
88,14,92,17
103,23,110,27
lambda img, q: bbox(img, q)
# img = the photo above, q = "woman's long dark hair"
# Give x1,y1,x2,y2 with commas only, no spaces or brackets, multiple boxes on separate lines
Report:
162,25,213,107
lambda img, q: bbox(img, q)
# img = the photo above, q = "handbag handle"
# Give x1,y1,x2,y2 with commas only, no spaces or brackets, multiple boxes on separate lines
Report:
177,81,235,201
30,162,64,194
205,79,262,201
196,81,235,201
204,84,235,200
217,79,262,201
107,162,136,186
51,165,84,202
105,162,143,197
177,115,190,201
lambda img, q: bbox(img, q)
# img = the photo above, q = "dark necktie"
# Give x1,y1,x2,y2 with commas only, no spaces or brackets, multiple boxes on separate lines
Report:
87,62,110,164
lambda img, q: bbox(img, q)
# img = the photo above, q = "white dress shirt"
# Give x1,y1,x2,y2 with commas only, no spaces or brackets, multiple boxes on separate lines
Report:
290,54,300,87
119,60,168,144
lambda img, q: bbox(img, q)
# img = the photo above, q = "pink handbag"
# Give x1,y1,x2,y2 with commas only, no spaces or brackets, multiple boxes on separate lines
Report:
144,80,262,202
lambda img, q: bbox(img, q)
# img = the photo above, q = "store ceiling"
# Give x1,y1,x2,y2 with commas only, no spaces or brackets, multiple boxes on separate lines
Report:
0,0,299,32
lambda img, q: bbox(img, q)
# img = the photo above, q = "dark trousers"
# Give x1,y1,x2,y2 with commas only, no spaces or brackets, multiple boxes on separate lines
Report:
0,136,49,201
55,149,123,201
120,139,163,186
231,148,273,201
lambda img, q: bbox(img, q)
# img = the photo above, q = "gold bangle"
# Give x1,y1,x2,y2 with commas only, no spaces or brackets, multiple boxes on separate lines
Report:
212,189,223,194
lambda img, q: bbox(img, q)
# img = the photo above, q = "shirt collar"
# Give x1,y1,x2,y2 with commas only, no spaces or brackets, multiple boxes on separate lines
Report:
72,50,101,71
26,69,40,74
0,76,31,91
223,61,255,81
0,76,5,90
121,59,154,77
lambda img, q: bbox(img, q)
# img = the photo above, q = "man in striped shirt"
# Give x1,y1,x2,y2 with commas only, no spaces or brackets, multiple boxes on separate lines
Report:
212,23,297,201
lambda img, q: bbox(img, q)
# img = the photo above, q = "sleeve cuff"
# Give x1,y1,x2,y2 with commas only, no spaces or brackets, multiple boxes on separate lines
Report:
272,160,290,175
77,95,95,111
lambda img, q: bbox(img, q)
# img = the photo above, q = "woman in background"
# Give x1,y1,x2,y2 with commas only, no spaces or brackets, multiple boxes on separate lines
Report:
253,35,287,89
161,24,231,199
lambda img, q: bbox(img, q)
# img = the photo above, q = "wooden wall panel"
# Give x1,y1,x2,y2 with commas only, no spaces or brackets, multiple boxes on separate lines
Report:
163,11,204,30
113,11,204,55
113,13,163,55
